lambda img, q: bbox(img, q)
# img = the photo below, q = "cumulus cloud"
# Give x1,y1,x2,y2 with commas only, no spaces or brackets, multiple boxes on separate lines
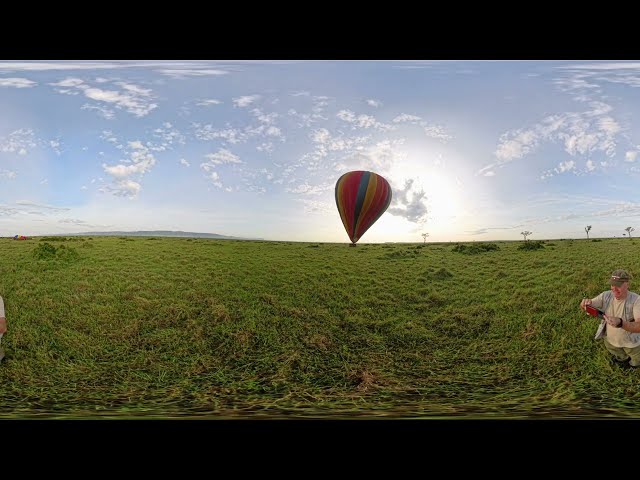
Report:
0,128,38,155
387,178,429,223
101,141,157,198
336,109,395,132
0,169,17,179
0,77,36,88
423,125,453,142
50,77,158,117
479,65,640,176
202,149,242,167
233,95,260,107
198,149,243,189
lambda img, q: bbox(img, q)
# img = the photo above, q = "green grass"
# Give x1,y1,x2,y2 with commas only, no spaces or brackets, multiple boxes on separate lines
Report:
1,236,640,418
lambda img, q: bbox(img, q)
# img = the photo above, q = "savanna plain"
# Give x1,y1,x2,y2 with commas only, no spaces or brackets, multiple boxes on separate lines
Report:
0,235,638,419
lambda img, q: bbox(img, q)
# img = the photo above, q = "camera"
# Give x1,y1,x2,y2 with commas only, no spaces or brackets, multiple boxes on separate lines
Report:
586,305,605,319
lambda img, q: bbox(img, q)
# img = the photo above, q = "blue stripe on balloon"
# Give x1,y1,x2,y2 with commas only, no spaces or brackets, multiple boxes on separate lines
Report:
352,171,370,238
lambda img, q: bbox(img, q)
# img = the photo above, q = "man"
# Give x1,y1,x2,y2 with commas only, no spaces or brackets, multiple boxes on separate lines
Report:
580,269,640,367
0,295,5,362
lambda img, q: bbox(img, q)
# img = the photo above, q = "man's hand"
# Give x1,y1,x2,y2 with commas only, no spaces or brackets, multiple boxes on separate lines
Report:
604,314,623,328
580,298,592,312
0,317,6,335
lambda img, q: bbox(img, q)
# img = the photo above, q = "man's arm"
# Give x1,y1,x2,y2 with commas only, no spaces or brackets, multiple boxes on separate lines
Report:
581,293,604,312
0,296,5,335
619,297,640,333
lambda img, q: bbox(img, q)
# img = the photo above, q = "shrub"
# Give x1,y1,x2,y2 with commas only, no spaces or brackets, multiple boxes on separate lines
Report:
33,242,57,260
518,240,545,251
32,242,79,261
452,243,499,254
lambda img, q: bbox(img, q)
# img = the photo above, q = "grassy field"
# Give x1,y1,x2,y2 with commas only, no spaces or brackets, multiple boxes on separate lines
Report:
1,235,639,419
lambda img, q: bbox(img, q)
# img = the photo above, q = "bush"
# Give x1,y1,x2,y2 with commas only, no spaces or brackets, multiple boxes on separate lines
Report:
518,241,545,251
452,243,499,254
33,242,58,260
32,242,79,261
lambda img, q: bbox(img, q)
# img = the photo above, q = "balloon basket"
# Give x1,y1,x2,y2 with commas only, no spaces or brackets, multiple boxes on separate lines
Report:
349,243,357,247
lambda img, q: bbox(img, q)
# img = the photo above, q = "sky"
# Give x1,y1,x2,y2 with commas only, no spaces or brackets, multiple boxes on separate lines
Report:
1,59,640,243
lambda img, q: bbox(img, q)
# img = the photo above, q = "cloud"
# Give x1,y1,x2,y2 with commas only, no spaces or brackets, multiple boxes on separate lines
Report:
285,182,331,195
49,139,62,155
466,228,490,236
393,113,422,123
557,62,640,71
99,179,142,198
196,99,222,106
298,198,333,214
0,128,38,155
0,78,36,88
0,62,139,72
58,218,94,226
387,178,429,223
0,169,17,179
194,125,247,144
479,65,640,176
179,158,190,167
256,142,274,154
336,109,395,132
101,141,157,198
202,149,242,167
156,69,229,79
233,95,260,107
50,77,158,118
626,151,638,162
81,104,115,119
423,125,453,142
14,201,70,212
366,99,382,107
199,149,242,189
152,122,186,149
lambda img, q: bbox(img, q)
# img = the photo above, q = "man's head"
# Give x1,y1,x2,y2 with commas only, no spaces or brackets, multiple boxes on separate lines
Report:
610,269,631,299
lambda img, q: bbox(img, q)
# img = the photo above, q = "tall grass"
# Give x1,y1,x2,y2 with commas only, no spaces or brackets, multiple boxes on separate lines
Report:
0,236,639,418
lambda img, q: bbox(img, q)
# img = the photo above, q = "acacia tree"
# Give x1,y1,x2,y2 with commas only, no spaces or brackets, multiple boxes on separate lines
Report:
585,225,592,239
421,232,429,244
626,227,635,239
521,230,532,241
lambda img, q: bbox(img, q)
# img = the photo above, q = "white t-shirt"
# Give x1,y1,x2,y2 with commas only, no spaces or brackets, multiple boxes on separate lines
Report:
591,292,640,347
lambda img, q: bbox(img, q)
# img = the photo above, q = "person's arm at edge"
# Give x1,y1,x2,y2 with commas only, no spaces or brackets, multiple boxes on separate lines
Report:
621,296,640,333
0,296,5,335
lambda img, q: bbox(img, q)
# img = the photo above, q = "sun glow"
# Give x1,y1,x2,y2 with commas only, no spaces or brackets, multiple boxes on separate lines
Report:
380,157,466,242
422,172,463,228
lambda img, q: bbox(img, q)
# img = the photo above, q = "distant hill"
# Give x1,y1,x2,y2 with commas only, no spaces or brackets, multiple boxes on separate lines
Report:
57,230,262,240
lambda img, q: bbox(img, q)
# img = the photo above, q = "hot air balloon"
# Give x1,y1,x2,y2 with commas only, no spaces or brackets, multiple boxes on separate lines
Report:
335,170,392,246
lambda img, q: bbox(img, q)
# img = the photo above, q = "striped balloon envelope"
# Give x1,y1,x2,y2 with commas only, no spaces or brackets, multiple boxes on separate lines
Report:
335,170,392,245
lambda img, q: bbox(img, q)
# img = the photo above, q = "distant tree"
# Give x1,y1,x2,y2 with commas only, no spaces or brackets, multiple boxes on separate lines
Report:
585,225,592,239
521,230,532,241
421,232,429,244
626,227,635,239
